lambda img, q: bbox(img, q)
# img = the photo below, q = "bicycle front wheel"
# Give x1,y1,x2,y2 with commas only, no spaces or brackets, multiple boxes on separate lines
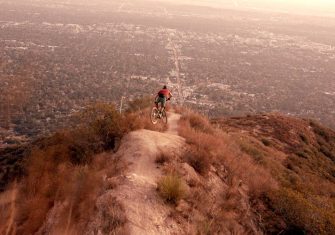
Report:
150,107,159,124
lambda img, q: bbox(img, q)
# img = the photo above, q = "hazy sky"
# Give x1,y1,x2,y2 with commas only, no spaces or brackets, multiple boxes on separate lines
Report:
161,0,335,15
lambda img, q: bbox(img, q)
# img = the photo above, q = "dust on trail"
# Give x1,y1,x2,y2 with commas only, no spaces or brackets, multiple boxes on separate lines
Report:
113,112,186,235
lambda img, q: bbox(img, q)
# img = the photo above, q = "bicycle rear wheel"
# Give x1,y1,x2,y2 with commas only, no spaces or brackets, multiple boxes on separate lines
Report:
150,107,159,124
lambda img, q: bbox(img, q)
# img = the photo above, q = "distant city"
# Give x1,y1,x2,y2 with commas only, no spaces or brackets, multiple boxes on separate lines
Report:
1,0,335,146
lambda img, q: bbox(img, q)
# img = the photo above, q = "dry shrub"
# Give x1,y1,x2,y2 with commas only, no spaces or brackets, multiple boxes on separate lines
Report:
262,138,271,146
178,109,275,233
239,141,266,164
125,96,168,132
13,151,113,234
79,103,128,150
173,105,187,114
180,110,213,134
185,147,211,175
124,108,167,132
301,175,335,196
270,188,335,235
179,110,335,234
0,103,130,234
157,173,186,204
179,109,277,198
179,123,221,154
197,220,214,235
217,143,277,198
0,102,152,234
155,151,172,165
101,197,128,234
0,182,18,235
126,96,152,113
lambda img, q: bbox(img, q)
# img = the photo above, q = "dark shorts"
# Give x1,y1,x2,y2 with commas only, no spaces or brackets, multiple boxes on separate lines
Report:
155,96,166,107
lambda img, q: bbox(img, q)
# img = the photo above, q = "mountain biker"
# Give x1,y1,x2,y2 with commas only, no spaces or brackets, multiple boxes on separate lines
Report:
155,85,172,111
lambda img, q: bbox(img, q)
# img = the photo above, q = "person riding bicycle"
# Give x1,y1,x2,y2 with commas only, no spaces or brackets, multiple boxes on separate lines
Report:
155,85,172,111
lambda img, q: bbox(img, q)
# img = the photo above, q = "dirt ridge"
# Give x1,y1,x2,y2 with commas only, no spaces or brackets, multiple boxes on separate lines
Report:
111,112,186,234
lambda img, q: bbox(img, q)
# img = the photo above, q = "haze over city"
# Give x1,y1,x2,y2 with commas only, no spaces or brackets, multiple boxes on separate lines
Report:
1,1,335,235
1,0,334,142
162,0,335,14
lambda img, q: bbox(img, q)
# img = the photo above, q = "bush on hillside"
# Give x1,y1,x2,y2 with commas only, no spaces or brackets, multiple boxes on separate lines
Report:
157,173,186,204
180,111,213,134
0,103,134,234
239,142,266,164
126,96,153,113
261,138,271,146
185,148,211,175
80,103,127,150
179,109,276,198
101,197,128,234
270,188,335,235
155,151,172,165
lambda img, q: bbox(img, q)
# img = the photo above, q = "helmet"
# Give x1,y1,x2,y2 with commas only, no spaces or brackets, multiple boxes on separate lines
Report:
163,85,167,89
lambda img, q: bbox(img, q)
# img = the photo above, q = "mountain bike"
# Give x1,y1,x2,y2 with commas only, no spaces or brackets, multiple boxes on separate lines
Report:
150,106,167,124
150,103,168,125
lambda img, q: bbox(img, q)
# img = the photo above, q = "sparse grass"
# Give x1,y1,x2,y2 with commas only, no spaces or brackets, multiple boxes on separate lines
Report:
197,220,214,235
157,173,186,204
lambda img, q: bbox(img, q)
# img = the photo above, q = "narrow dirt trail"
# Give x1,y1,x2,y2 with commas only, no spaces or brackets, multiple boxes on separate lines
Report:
113,112,186,235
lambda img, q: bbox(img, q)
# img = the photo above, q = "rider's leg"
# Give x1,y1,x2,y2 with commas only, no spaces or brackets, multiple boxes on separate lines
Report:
161,97,166,111
157,97,165,112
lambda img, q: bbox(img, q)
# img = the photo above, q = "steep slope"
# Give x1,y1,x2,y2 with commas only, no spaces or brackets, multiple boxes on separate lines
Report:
211,113,335,234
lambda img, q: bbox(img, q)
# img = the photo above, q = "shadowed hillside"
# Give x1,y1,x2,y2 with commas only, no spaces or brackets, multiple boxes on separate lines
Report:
211,113,335,234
